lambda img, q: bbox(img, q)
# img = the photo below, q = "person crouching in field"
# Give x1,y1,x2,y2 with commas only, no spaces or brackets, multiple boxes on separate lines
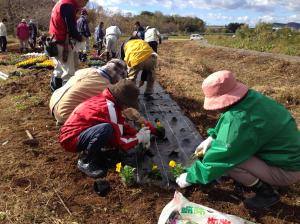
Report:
120,38,157,100
176,70,300,209
50,59,127,124
59,80,152,178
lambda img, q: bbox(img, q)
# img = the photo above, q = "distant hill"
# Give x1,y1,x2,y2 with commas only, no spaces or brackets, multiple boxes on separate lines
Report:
273,22,300,29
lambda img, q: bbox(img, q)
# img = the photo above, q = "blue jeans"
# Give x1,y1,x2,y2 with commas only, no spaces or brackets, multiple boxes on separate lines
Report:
77,123,114,158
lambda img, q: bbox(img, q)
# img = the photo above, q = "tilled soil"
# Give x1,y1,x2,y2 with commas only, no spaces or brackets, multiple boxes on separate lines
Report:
0,41,299,224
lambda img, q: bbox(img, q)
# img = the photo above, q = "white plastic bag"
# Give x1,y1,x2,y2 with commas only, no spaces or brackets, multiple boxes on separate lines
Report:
158,191,255,224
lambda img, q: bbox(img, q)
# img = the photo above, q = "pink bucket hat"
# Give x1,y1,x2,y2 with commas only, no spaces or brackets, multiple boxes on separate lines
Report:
202,70,249,110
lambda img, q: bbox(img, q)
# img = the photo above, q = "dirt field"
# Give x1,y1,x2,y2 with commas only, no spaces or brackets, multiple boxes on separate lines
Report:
0,40,299,224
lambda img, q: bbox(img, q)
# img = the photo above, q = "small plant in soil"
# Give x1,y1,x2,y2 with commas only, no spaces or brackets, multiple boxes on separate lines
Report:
0,212,6,221
149,164,162,179
169,160,185,178
116,162,136,186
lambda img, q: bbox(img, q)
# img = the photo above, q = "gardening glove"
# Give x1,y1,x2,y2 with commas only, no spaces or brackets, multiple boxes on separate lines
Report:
194,136,213,156
136,127,151,149
176,173,192,188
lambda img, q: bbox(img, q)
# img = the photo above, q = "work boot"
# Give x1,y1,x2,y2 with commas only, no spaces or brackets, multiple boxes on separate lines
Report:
244,180,280,209
233,181,251,200
77,158,107,178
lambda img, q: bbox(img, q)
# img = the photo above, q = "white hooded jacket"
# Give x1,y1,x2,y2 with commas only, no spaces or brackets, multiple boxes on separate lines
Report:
0,22,7,37
144,27,161,43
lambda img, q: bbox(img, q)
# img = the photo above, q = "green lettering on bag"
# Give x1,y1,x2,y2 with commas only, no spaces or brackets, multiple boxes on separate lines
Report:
181,206,205,215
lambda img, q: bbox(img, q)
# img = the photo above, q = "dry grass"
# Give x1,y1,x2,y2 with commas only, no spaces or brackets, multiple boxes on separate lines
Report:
0,40,299,224
157,40,300,132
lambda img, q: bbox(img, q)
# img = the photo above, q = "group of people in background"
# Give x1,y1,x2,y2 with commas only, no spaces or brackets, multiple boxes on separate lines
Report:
48,0,162,95
0,18,38,53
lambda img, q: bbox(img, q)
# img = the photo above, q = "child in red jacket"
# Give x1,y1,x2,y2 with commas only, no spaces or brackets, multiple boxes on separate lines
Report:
59,80,151,178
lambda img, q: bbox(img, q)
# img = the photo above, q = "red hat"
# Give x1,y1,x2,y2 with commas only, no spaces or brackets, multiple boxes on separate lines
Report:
202,70,248,110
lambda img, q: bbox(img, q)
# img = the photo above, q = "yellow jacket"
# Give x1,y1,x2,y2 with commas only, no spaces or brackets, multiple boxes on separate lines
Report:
124,39,153,68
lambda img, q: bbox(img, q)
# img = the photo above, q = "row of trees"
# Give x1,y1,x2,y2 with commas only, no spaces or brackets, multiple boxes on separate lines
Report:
3,1,282,37
0,1,206,35
205,23,245,34
87,6,206,35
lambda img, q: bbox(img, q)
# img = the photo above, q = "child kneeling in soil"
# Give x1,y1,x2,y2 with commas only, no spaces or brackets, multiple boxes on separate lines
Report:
176,70,300,210
59,80,153,178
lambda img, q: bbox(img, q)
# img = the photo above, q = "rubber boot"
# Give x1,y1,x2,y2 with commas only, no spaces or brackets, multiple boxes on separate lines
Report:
232,181,254,201
244,180,280,209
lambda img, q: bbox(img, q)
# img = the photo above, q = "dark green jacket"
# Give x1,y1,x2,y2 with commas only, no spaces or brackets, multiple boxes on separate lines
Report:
187,90,300,185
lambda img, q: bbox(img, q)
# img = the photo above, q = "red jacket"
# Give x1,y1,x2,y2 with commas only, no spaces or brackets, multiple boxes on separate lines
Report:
59,89,139,153
16,22,29,40
49,0,79,42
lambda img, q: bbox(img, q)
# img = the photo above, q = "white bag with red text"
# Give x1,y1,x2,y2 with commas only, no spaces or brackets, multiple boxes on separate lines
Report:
158,191,255,224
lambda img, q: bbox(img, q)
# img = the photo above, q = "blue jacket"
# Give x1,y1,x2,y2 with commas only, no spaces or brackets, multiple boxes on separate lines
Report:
77,15,91,38
95,25,105,42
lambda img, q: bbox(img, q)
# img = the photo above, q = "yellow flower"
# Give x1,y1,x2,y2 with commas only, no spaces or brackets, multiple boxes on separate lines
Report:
116,162,122,173
169,160,176,168
16,56,48,67
152,164,158,171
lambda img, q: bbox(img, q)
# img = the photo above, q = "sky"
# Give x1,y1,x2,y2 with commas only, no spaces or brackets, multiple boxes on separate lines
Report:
89,0,300,26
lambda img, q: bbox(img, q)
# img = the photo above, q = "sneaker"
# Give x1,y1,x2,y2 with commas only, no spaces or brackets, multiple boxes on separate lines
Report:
77,159,107,178
77,157,89,169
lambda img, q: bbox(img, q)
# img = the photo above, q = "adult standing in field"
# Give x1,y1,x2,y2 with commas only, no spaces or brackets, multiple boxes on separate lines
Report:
176,70,300,210
77,8,91,54
121,38,157,99
16,19,29,53
49,0,88,92
28,20,38,50
104,25,121,61
134,21,145,40
59,80,152,178
144,26,162,53
0,18,7,53
94,21,105,55
49,59,128,124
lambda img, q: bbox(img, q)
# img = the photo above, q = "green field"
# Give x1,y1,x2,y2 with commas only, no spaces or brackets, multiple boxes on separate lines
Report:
206,24,300,56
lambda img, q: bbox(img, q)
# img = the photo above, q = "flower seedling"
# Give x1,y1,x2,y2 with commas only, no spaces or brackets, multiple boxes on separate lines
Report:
116,162,136,186
169,160,185,178
149,164,162,179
